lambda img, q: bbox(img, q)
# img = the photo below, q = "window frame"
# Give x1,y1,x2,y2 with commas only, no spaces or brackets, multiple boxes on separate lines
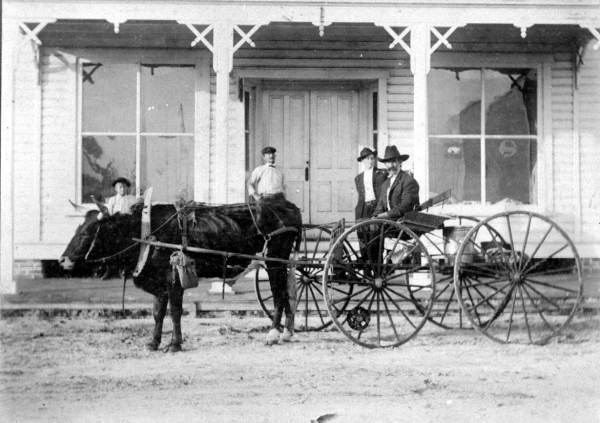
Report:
75,49,204,204
426,53,551,215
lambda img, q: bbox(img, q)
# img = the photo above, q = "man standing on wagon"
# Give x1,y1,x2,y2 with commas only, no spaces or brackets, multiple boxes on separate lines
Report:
373,145,420,219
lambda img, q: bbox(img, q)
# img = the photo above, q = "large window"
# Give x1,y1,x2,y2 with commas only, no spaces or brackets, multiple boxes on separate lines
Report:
428,67,537,204
81,62,195,203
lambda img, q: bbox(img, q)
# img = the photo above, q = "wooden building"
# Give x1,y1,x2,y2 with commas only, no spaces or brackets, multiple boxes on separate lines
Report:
2,0,600,292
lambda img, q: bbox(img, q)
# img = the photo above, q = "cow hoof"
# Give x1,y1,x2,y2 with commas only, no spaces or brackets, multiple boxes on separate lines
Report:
265,328,280,345
146,341,160,351
168,344,182,353
280,328,293,342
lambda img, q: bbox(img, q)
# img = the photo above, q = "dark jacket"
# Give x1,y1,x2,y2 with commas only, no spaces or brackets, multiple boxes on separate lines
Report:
354,168,388,219
374,171,420,219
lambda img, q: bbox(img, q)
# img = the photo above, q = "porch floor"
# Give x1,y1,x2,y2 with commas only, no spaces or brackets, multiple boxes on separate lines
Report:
2,272,600,316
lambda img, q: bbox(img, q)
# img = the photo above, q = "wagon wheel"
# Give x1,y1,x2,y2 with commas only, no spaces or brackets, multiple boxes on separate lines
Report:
453,211,583,345
415,216,508,330
254,225,353,332
322,219,436,348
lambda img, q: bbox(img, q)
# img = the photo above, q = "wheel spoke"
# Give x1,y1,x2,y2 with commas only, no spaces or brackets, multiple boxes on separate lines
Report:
330,286,370,306
518,285,533,343
384,264,430,283
376,291,381,346
459,277,511,289
525,265,578,277
505,214,518,272
523,244,570,276
312,229,324,261
464,283,482,326
458,263,502,278
483,224,511,269
519,213,533,272
524,277,579,294
308,283,326,327
438,285,455,325
505,285,518,342
384,286,416,303
521,280,562,310
381,291,401,342
521,283,557,334
521,225,553,270
422,233,445,256
464,282,511,312
382,289,417,329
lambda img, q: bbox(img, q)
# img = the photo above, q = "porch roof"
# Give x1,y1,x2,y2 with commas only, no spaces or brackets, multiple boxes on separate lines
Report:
36,21,592,54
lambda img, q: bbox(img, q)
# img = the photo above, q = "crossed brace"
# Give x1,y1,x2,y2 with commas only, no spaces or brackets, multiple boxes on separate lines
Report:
179,22,262,53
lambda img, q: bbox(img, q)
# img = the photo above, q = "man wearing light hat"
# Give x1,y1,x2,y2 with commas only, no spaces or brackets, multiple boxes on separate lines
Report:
373,145,420,219
247,146,285,202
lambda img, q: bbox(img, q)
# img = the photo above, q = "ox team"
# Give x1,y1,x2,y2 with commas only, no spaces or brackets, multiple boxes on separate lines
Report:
88,143,419,344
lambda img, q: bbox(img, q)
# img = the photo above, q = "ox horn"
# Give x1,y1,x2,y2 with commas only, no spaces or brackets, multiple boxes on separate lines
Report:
90,195,109,215
68,199,87,212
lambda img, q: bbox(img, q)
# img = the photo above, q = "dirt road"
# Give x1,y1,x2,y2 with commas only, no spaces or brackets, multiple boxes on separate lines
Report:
1,313,599,423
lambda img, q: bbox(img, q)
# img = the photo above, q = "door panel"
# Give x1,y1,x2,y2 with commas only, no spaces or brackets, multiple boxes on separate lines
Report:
261,90,310,218
259,87,359,224
310,90,359,224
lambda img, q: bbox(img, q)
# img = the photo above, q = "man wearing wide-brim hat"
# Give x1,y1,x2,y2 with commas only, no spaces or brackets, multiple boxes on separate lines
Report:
373,145,420,219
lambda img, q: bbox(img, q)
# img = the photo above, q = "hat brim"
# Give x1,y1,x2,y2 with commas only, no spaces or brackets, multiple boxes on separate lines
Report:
357,151,376,162
112,178,131,187
378,154,409,163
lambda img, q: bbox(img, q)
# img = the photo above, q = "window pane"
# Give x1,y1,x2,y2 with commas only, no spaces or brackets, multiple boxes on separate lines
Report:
429,69,481,135
82,135,136,203
485,138,537,204
141,136,194,202
485,69,537,135
141,65,195,133
429,138,481,202
82,64,136,132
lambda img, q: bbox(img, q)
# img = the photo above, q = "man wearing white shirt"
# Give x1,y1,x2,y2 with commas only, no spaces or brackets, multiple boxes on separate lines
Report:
248,146,285,202
354,147,387,264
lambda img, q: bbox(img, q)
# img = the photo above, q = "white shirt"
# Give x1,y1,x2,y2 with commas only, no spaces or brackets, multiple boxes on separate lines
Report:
248,164,285,197
363,169,376,202
106,194,137,215
386,172,399,211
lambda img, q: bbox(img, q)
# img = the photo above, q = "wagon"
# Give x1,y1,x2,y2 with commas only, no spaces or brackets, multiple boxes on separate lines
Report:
253,204,583,348
135,193,583,349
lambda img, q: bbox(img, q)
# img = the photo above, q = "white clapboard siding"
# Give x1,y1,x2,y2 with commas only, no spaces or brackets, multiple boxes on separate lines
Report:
550,52,575,234
13,45,40,244
578,43,600,239
39,50,79,248
387,67,414,170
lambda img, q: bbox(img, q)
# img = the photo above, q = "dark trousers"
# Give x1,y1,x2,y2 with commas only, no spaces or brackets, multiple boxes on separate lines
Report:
357,201,379,268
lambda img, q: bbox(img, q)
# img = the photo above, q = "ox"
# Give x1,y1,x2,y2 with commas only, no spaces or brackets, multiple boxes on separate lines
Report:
59,200,302,351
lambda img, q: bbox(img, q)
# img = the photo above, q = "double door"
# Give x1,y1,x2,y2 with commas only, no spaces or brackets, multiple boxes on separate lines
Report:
258,88,359,224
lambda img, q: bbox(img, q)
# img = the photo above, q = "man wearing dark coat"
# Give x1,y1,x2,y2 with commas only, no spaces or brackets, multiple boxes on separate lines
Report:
374,145,420,219
354,147,388,221
354,147,388,264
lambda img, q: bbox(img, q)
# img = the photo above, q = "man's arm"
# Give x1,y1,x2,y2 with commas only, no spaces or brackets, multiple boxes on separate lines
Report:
373,182,388,217
247,167,260,200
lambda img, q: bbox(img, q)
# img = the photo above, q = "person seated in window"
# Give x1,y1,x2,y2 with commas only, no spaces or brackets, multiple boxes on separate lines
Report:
106,177,137,215
373,145,420,219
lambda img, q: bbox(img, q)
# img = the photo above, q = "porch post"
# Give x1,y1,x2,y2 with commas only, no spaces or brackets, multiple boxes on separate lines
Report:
1,19,19,294
212,23,233,203
411,23,431,197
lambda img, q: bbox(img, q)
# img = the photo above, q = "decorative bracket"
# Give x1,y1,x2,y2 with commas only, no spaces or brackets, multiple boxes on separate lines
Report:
106,18,127,34
233,24,262,53
18,21,54,48
179,22,215,52
382,25,460,74
513,24,532,39
430,26,459,54
312,7,332,37
582,26,600,50
382,26,412,55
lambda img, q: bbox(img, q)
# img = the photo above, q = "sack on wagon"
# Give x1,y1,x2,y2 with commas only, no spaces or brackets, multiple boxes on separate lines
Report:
169,250,199,290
